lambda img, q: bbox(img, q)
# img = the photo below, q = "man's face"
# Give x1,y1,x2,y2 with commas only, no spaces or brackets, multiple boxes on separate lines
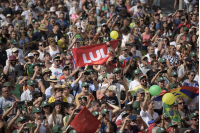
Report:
55,92,63,101
54,25,59,31
34,112,42,119
82,86,89,93
68,107,75,114
119,0,122,4
17,120,26,128
122,50,127,56
114,71,121,78
60,14,64,19
159,62,166,68
2,87,10,98
158,81,165,88
140,78,147,86
6,17,11,23
34,66,41,73
50,19,55,25
153,62,159,69
190,116,199,126
50,82,57,87
149,47,154,54
28,85,35,92
108,75,114,83
137,93,145,102
34,22,39,28
142,58,148,65
155,15,160,20
10,60,16,66
92,103,100,111
12,51,19,57
54,58,61,66
44,54,50,60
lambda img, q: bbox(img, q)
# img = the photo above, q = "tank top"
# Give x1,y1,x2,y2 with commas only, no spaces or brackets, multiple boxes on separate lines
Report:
142,33,151,46
122,33,130,47
41,78,50,89
49,45,59,59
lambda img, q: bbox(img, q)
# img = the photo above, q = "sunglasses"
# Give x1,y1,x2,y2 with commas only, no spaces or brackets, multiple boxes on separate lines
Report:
163,40,168,42
192,118,199,121
194,6,198,8
63,69,69,71
178,102,185,105
51,41,55,43
65,63,71,65
78,28,82,30
141,79,147,82
34,54,39,56
55,60,61,62
39,44,44,46
29,30,33,32
20,28,24,30
181,19,185,21
140,20,144,21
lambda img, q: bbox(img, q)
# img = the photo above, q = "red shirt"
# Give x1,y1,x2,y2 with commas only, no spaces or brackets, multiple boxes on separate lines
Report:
178,22,190,29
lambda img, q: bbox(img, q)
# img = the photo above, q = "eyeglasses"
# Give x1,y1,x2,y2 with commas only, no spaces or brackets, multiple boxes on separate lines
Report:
141,79,147,82
140,20,144,21
78,28,82,30
29,30,33,32
178,102,185,105
191,118,199,121
181,19,185,21
63,69,69,71
20,28,24,30
34,54,39,56
135,29,139,31
163,40,168,42
55,60,61,62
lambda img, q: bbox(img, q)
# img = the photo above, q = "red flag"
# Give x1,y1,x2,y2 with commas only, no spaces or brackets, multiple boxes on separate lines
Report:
70,107,101,133
71,40,119,67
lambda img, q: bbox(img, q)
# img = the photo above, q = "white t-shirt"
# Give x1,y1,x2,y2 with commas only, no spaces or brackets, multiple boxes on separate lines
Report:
37,50,49,61
129,80,140,91
6,48,24,60
155,48,167,59
48,114,63,127
21,10,38,20
140,109,159,126
49,66,63,79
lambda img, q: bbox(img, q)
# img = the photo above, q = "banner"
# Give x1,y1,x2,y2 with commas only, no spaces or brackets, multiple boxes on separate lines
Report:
163,103,181,122
71,39,119,67
70,107,101,133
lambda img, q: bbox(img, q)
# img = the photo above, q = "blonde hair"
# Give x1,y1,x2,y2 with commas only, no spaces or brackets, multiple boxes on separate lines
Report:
48,37,55,43
176,97,184,103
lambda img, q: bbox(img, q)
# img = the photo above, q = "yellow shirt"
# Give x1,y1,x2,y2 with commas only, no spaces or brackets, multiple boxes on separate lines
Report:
130,85,149,95
48,96,68,104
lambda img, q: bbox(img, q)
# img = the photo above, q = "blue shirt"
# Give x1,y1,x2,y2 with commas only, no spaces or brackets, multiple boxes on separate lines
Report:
45,86,53,100
46,24,54,34
115,5,127,14
71,81,98,96
149,21,162,30
56,19,69,28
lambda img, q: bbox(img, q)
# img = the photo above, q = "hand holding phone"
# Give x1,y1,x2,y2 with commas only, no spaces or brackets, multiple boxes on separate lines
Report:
89,95,93,101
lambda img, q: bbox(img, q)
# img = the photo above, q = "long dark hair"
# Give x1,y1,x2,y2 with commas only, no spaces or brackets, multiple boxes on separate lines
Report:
52,105,65,125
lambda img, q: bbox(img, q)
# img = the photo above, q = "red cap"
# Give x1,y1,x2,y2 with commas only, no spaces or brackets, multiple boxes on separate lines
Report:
59,76,65,80
97,94,105,99
9,55,16,60
154,12,159,16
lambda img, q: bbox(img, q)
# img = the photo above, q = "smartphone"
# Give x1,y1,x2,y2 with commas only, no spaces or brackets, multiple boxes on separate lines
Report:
18,101,25,105
112,80,118,84
84,71,90,75
160,70,167,73
157,38,163,41
129,115,137,120
26,122,35,128
27,101,33,106
42,94,46,101
89,95,93,100
112,57,118,64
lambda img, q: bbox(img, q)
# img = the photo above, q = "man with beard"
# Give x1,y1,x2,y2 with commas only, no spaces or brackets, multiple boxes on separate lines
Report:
119,46,131,61
146,60,159,84
187,113,199,133
56,12,69,29
48,23,63,43
4,55,20,79
178,57,197,84
32,24,48,49
145,45,156,63
139,56,152,74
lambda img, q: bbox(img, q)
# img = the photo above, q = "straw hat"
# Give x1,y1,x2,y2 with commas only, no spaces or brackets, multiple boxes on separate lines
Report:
38,24,48,31
51,84,65,93
57,5,63,9
49,7,56,12
47,75,59,82
42,68,51,75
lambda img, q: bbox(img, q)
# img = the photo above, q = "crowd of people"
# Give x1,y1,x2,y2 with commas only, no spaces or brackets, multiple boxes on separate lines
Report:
0,0,199,132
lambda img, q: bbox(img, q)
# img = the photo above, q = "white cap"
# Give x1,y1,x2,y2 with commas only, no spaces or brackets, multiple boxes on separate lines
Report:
170,41,177,47
108,85,117,92
50,7,56,12
28,53,34,57
12,47,18,52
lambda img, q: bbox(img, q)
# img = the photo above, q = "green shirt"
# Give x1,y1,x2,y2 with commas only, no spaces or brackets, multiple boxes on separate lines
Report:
11,83,21,100
27,64,34,75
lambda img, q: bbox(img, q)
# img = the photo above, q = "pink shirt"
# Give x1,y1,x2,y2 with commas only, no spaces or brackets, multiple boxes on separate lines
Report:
71,14,79,21
142,33,151,46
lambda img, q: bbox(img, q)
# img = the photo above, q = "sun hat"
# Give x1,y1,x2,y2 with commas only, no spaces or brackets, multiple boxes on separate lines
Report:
47,75,59,82
38,24,48,31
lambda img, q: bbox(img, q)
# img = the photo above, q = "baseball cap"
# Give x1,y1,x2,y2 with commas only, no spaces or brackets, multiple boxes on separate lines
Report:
170,41,177,46
53,56,60,60
101,108,109,114
157,77,165,82
181,16,186,19
16,116,26,123
42,68,51,75
108,85,117,92
10,39,18,44
81,82,89,87
169,83,177,90
183,27,189,31
141,56,148,60
69,129,77,133
121,46,128,51
26,80,35,85
170,71,178,77
137,88,145,94
28,53,34,58
159,58,166,63
139,75,146,81
156,127,166,133
113,67,121,73
3,82,13,87
4,103,12,110
154,12,159,16
103,73,108,78
9,55,16,61
92,111,99,116
62,66,69,71
134,69,141,75
121,112,129,118
42,101,50,107
172,101,178,106
52,125,62,133
168,33,174,37
132,101,141,114
189,113,199,120
167,123,178,129
12,47,18,52
32,107,42,113
190,52,196,57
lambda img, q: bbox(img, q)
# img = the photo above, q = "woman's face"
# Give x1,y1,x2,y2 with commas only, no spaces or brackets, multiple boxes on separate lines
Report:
126,0,131,5
50,39,55,45
163,22,167,28
75,8,79,13
11,32,16,38
134,28,139,34
180,27,183,33
171,46,176,54
192,35,197,42
169,127,176,133
124,20,129,26
20,27,25,33
188,72,195,80
192,15,197,20
177,100,185,109
145,27,149,33
55,104,61,111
